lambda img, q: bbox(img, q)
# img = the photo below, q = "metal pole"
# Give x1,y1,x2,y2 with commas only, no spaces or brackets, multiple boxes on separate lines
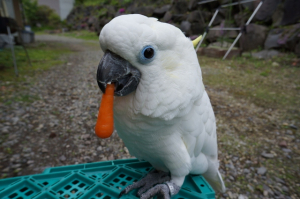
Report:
198,0,217,5
245,1,263,25
210,27,241,31
222,32,242,60
195,9,219,52
221,0,257,8
223,1,263,59
7,27,18,76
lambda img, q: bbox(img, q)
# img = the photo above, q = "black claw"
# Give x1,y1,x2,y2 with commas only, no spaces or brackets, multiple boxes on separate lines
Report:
119,189,126,198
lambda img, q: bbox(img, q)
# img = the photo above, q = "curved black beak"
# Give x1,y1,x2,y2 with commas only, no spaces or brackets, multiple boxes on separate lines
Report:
97,50,141,96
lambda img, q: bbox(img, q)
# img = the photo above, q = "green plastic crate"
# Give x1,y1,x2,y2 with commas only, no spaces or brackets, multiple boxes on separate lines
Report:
0,159,215,199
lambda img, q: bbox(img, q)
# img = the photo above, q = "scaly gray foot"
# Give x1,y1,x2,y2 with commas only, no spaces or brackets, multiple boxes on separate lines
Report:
140,182,180,199
119,170,174,198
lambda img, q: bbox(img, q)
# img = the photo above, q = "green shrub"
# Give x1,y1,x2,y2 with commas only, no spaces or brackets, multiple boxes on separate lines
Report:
23,0,62,29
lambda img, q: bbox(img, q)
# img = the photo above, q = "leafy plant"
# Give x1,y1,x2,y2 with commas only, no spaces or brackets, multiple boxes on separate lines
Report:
22,0,63,29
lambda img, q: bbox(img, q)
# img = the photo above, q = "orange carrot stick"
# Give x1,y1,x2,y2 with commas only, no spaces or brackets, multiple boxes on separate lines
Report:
95,84,115,139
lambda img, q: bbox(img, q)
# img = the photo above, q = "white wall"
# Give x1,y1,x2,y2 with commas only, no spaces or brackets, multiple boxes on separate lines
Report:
59,0,74,20
3,0,15,19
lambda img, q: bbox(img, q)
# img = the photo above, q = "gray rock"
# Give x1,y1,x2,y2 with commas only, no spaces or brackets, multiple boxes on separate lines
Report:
97,146,103,151
252,50,280,59
225,163,235,170
261,152,274,158
180,21,191,35
27,160,34,164
171,0,188,15
272,3,284,27
264,29,283,49
41,148,49,153
12,117,19,125
234,12,249,27
162,11,172,22
281,0,300,26
188,0,198,10
207,25,224,42
257,167,267,175
83,156,92,162
187,10,202,23
12,164,21,169
153,5,171,18
239,24,268,52
238,195,248,199
134,6,154,17
190,23,205,35
289,124,298,129
59,155,66,162
282,148,292,153
282,186,289,192
243,168,250,174
255,0,280,22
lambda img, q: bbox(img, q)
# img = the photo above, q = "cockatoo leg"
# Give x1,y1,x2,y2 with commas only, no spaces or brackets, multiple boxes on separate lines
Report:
140,181,180,199
119,170,175,198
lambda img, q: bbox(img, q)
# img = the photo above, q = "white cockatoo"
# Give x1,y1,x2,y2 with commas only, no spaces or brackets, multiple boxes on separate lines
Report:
96,14,225,199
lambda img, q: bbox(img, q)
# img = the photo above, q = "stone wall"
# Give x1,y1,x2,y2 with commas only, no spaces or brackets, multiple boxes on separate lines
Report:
66,0,300,56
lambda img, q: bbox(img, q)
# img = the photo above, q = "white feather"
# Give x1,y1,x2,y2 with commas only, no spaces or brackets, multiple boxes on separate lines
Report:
100,14,225,192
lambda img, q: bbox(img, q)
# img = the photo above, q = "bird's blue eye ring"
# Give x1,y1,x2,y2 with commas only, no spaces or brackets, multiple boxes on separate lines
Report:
139,45,155,64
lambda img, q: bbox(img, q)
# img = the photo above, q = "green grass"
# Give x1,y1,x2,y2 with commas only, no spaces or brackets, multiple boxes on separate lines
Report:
200,53,300,111
0,42,72,82
59,30,99,41
0,41,73,105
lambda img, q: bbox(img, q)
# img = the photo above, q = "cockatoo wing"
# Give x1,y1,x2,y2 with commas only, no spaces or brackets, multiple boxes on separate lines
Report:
180,91,226,192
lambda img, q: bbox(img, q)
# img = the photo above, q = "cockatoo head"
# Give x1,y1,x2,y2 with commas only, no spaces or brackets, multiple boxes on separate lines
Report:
97,14,202,98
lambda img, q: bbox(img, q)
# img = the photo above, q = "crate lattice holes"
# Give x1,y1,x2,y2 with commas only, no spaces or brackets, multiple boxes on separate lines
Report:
0,159,215,199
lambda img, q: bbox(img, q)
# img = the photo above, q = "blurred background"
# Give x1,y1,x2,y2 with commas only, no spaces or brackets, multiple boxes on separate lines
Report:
0,0,299,199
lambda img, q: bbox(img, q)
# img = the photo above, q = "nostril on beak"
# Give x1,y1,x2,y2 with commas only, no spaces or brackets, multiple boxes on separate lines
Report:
114,73,133,92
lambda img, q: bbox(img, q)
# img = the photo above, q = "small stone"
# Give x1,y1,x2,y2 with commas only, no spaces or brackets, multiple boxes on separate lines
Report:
225,163,235,170
238,194,248,199
278,141,287,148
108,154,114,160
257,167,267,175
81,134,91,140
282,186,289,192
97,146,103,151
49,133,57,139
2,167,10,172
27,160,34,164
12,117,19,125
261,152,274,158
83,156,91,162
272,62,279,67
289,124,298,129
275,177,285,184
59,155,66,162
243,168,250,174
41,148,49,153
228,191,233,198
263,190,268,197
282,148,292,153
12,164,21,169
228,175,234,181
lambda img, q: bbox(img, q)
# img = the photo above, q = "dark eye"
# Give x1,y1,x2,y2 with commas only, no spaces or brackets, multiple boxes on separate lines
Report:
144,48,154,59
139,45,156,64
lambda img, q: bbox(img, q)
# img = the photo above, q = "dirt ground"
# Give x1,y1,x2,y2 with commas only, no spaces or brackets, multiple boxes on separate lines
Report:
0,35,299,199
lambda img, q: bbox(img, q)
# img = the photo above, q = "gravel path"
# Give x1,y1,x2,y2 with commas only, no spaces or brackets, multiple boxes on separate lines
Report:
0,35,299,199
0,35,132,177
